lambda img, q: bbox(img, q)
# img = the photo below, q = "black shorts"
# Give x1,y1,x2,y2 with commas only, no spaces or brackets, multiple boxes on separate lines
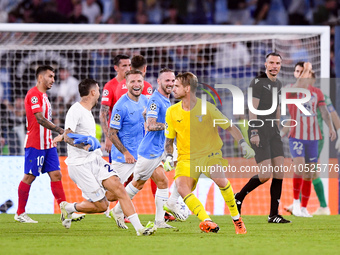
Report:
248,124,284,164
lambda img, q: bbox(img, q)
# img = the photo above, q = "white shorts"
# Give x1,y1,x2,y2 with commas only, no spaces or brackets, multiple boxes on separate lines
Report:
111,161,135,184
68,156,118,202
134,154,164,181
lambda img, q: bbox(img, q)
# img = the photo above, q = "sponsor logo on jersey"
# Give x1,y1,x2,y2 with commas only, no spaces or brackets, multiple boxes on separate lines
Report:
31,104,40,109
195,115,204,122
263,85,271,90
122,84,127,89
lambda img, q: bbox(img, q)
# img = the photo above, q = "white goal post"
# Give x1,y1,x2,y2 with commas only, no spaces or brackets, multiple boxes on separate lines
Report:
0,24,332,214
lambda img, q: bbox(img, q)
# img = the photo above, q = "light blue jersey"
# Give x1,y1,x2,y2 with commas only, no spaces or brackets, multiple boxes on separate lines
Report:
138,90,171,159
110,94,148,163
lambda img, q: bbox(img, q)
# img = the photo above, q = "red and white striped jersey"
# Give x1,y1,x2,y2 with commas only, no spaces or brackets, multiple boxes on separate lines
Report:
287,84,325,140
24,86,53,149
101,77,119,125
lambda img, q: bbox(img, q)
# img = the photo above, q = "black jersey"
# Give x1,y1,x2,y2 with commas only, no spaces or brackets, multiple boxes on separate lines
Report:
249,72,282,122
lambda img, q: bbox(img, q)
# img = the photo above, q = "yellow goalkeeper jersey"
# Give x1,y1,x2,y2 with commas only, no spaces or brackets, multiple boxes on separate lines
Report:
165,98,230,161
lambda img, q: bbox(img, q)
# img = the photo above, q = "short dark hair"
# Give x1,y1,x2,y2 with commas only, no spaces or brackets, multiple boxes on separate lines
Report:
125,69,143,81
294,61,305,69
113,54,130,66
265,52,282,60
78,78,98,97
131,55,147,69
159,68,174,78
36,65,54,79
175,72,198,92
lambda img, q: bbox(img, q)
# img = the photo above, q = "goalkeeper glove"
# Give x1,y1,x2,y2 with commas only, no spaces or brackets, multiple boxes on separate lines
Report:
163,155,174,172
240,140,255,159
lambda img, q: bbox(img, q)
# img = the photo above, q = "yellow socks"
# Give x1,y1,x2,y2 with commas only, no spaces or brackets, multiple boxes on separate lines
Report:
219,181,239,218
183,193,210,222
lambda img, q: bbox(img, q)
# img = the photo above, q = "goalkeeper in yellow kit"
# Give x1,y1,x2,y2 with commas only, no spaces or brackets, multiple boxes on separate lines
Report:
163,72,255,234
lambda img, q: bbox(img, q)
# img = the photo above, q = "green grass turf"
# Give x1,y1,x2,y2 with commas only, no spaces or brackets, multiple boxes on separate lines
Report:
0,214,339,255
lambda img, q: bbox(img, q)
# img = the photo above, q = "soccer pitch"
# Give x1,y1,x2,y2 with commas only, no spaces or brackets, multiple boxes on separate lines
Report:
1,214,339,255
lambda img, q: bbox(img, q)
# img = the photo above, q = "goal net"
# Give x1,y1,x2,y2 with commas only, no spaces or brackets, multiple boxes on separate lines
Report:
0,24,332,215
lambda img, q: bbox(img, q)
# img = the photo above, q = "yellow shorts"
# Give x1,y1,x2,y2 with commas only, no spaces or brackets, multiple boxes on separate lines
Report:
174,150,228,191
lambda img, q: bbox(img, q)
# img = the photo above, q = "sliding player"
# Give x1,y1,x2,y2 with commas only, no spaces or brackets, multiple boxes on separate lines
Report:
54,78,156,236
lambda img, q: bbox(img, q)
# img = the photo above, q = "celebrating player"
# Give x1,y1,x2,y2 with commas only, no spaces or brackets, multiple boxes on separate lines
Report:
15,65,84,223
111,68,185,228
164,72,254,234
106,70,148,227
235,53,291,223
54,78,156,236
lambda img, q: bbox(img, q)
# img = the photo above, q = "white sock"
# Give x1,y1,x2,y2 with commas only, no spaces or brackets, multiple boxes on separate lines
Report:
126,182,140,199
128,213,144,231
168,183,180,207
155,188,168,222
293,199,300,206
231,214,240,221
115,183,140,216
65,202,77,214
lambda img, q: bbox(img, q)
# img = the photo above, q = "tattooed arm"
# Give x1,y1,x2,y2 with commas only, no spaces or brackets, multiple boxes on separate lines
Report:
108,127,136,163
165,137,174,155
34,112,64,134
99,104,113,152
99,104,110,137
63,128,91,151
146,117,165,131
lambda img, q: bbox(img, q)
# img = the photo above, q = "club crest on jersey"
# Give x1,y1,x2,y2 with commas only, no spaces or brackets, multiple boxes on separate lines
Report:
103,89,109,96
31,96,38,104
122,84,127,89
147,87,153,95
150,103,157,111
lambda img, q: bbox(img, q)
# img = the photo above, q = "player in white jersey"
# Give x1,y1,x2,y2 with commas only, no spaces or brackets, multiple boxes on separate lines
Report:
53,78,156,236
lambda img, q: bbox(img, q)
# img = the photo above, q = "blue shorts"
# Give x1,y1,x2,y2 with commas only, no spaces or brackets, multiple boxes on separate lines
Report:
289,138,318,163
24,147,60,177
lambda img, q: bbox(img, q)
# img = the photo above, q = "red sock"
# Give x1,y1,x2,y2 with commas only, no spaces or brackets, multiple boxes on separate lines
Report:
301,179,312,207
293,174,303,200
150,179,157,198
51,181,66,205
17,181,31,215
124,174,133,187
